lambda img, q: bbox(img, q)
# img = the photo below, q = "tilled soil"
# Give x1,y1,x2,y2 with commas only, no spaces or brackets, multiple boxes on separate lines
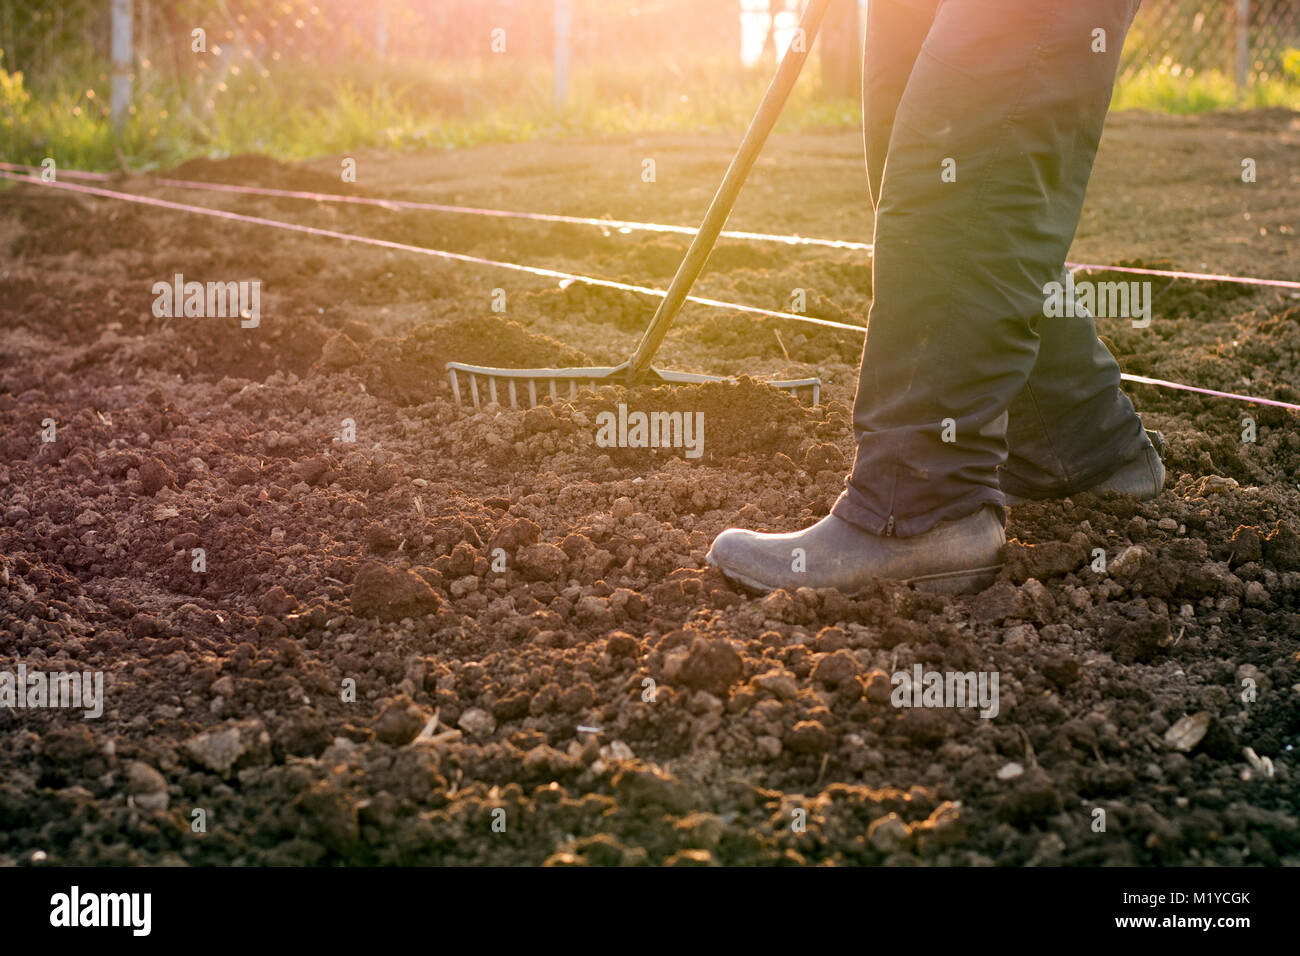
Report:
1,111,1299,866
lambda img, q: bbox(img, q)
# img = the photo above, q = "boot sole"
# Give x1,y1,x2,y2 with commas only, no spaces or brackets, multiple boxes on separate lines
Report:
706,555,1002,597
906,563,1002,595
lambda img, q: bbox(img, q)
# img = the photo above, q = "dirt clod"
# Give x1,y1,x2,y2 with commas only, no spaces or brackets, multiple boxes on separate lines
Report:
351,561,443,621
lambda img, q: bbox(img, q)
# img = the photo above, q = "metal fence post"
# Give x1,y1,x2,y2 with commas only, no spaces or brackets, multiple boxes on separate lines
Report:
1235,0,1250,94
111,0,133,130
554,0,571,110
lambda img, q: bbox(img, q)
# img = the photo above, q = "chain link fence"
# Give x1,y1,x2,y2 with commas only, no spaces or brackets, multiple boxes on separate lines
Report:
1121,0,1300,85
3,0,1299,117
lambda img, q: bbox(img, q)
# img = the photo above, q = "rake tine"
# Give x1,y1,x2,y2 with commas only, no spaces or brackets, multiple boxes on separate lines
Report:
445,361,821,410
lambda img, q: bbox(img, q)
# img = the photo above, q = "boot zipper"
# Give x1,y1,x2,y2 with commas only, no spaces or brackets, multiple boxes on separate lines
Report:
884,515,895,537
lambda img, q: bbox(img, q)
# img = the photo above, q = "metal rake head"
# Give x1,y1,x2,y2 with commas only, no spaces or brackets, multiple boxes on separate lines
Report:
446,361,821,409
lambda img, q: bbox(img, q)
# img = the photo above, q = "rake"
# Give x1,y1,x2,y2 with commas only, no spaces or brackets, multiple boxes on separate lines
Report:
447,0,833,410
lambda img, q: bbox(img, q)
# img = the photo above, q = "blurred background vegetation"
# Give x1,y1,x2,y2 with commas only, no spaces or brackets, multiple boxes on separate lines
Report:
1,0,1298,172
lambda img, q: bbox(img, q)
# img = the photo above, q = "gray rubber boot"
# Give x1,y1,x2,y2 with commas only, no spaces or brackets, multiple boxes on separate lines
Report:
1003,439,1165,505
706,506,1005,596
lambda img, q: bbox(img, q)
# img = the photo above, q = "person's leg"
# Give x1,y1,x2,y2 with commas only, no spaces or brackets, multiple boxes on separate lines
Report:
999,266,1155,499
863,0,943,209
869,1,1157,505
832,0,1143,538
707,0,1144,593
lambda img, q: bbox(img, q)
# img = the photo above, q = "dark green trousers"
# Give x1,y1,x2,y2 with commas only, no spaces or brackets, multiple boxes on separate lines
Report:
832,0,1151,537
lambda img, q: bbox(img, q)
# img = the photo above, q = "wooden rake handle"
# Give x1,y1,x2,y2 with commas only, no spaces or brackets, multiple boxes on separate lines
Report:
625,0,836,382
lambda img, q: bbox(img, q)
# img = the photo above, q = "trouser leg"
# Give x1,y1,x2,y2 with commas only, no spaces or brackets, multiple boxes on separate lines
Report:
833,0,1143,537
1000,267,1149,497
863,0,943,209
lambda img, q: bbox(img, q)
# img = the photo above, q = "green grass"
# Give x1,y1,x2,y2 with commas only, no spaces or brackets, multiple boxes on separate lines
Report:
1113,64,1300,113
1,49,1297,174
1,51,862,172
